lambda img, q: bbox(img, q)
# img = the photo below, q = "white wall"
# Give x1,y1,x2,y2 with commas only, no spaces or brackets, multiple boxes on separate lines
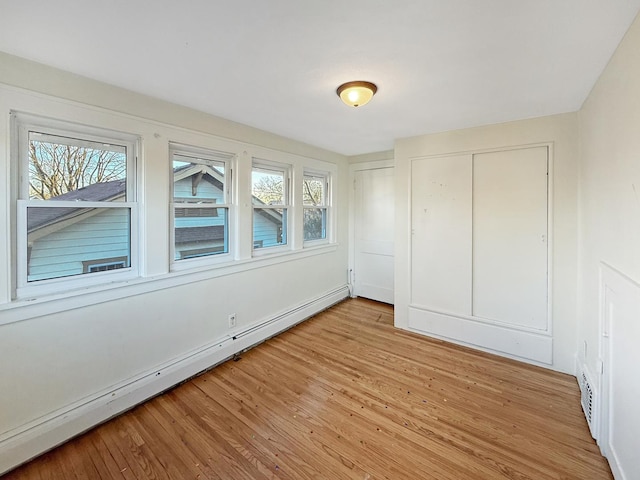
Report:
578,12,640,478
348,150,394,165
395,113,580,373
578,12,640,375
0,52,349,473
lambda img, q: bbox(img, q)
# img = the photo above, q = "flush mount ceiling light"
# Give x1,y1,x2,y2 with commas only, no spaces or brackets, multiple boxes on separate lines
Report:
336,81,378,107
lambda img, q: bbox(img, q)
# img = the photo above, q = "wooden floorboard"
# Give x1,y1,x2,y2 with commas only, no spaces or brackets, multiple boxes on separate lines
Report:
5,298,612,479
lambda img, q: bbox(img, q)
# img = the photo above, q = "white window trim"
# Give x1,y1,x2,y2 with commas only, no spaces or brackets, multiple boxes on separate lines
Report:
13,113,139,300
251,159,291,256
0,87,342,311
169,143,235,271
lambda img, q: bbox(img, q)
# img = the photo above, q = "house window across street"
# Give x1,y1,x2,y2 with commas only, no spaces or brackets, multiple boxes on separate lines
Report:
83,257,128,273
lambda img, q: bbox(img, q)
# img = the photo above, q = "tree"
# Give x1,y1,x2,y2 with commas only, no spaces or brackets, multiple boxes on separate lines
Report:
251,173,323,206
302,176,325,240
251,172,325,239
251,173,284,205
302,177,323,206
29,139,126,200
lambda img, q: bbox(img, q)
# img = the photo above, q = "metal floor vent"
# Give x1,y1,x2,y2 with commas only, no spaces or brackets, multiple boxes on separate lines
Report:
580,371,594,429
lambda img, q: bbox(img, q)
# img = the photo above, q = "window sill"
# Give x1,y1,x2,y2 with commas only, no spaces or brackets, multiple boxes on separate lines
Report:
0,243,340,326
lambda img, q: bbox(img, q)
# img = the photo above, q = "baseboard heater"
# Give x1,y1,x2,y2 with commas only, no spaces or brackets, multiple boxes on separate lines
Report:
577,365,599,439
231,288,344,341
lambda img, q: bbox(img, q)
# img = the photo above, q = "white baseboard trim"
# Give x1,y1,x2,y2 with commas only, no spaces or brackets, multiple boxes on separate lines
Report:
608,449,627,480
407,306,553,365
0,285,349,475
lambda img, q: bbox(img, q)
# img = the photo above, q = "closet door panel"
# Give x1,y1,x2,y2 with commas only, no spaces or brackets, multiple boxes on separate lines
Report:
411,155,472,315
472,147,548,330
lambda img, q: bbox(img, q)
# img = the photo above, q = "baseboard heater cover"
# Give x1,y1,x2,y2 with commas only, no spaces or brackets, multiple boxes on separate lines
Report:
577,365,599,440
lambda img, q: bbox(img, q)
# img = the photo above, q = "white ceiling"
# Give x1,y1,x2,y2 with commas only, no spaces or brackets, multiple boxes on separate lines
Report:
1,1,639,156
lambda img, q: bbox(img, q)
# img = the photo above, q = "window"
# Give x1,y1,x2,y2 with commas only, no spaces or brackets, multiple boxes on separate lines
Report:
251,161,289,250
15,116,137,295
83,257,128,273
171,145,232,262
303,172,329,242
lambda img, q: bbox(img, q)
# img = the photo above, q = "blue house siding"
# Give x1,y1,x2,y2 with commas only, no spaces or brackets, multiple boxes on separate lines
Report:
253,210,284,248
173,176,224,202
26,173,285,276
28,208,130,282
174,175,226,229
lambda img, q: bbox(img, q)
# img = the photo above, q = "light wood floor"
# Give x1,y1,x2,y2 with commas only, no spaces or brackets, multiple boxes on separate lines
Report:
6,298,611,479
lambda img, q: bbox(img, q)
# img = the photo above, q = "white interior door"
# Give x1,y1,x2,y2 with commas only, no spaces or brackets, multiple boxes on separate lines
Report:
599,265,640,479
353,167,394,304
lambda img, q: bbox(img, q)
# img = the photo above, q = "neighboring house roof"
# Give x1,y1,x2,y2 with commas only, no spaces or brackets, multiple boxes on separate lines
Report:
28,171,282,236
173,164,224,194
27,180,126,233
47,179,126,202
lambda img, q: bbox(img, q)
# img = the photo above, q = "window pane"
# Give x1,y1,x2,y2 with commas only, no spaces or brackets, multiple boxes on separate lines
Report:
29,132,127,201
253,208,287,248
174,207,228,260
173,154,225,202
252,168,284,205
26,206,131,282
303,175,325,206
304,208,327,241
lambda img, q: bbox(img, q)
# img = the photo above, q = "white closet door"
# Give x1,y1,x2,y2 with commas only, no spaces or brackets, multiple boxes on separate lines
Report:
411,155,472,315
472,147,548,330
354,167,395,304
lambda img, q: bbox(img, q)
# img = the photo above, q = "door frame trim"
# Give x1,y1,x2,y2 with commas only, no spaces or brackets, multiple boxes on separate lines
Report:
348,159,395,299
